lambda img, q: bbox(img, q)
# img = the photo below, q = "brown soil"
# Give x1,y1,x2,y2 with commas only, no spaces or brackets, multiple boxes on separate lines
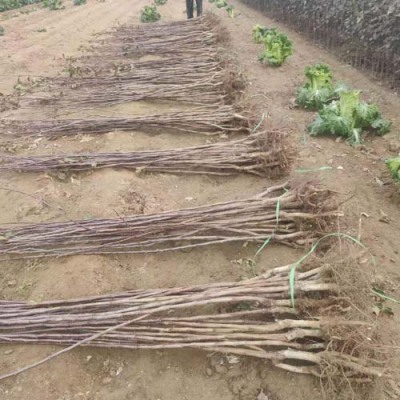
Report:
0,0,399,399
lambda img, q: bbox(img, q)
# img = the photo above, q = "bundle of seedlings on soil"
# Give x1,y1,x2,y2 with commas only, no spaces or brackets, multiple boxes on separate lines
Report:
18,80,224,108
113,14,213,37
32,59,228,87
96,32,217,59
0,106,250,138
140,5,161,23
154,0,167,5
0,249,387,389
17,43,237,85
103,13,227,51
258,29,293,67
7,61,243,107
20,58,245,108
0,182,340,258
73,0,86,5
17,64,245,108
72,22,232,76
386,157,400,181
70,53,226,78
308,90,391,145
295,63,346,110
0,132,287,177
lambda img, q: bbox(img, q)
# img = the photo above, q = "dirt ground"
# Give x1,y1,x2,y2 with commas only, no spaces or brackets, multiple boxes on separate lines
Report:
0,0,399,399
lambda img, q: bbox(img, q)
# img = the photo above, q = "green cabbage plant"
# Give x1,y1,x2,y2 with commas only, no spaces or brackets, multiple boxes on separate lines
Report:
44,0,63,10
215,0,227,8
258,31,293,67
140,5,160,22
386,157,400,181
252,25,272,43
308,90,392,145
226,4,238,17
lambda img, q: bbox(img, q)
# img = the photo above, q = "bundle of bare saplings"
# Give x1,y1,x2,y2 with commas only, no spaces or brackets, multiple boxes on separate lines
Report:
92,14,228,58
0,132,287,177
0,182,340,258
13,15,243,110
0,106,250,137
18,75,237,108
0,253,386,382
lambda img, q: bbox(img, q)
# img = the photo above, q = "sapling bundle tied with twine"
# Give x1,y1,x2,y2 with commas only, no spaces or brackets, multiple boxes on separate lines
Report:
0,132,288,177
0,251,387,387
0,182,340,259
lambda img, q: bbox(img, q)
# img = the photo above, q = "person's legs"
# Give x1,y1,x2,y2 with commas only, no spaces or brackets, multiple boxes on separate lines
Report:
186,0,194,18
195,0,202,16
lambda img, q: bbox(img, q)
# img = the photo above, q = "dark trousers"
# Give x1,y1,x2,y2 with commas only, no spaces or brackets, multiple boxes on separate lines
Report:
186,0,202,18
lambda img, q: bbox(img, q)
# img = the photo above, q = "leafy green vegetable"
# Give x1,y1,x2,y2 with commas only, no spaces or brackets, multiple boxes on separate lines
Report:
308,90,392,145
386,157,400,181
140,5,160,22
258,31,293,67
226,4,238,18
252,25,272,44
43,0,63,10
215,0,227,8
295,63,338,110
0,25,4,36
154,0,167,5
0,0,42,12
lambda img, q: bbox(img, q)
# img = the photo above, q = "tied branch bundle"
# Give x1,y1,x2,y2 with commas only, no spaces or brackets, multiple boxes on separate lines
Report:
0,106,250,138
22,60,223,89
17,19,242,108
97,30,217,58
0,182,340,258
64,15,229,75
0,132,287,177
16,58,245,109
113,15,218,41
0,260,385,378
19,75,231,108
91,15,227,59
68,55,224,79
